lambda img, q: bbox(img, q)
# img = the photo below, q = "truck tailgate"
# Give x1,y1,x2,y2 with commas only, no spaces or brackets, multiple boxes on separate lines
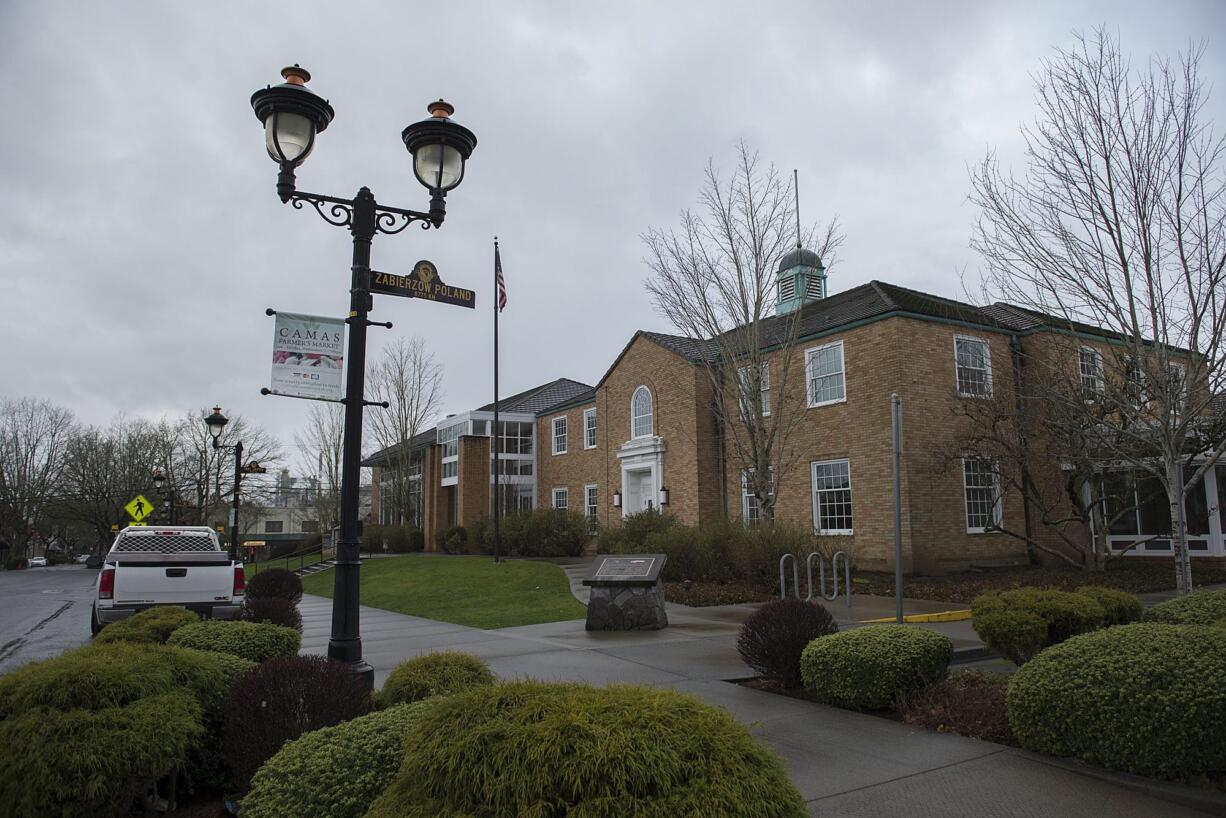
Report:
111,557,236,606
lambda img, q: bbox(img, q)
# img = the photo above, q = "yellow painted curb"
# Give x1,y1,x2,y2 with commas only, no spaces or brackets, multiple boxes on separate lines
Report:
860,609,972,624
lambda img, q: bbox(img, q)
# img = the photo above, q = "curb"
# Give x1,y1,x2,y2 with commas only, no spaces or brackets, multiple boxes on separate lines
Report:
1016,750,1226,815
860,609,972,623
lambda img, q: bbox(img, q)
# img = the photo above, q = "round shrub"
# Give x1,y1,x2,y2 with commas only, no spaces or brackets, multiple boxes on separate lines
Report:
92,605,199,645
365,681,806,818
241,701,432,818
800,625,953,710
241,596,304,632
246,567,304,604
971,609,1047,665
168,619,300,663
1007,623,1226,778
737,598,838,688
1075,585,1143,626
222,655,374,790
379,651,495,707
1143,588,1226,625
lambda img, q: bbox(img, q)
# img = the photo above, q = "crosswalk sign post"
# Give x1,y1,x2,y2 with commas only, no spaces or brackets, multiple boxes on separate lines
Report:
124,495,153,524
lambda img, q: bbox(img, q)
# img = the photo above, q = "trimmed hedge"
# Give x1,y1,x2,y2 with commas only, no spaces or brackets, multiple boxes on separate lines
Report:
366,681,806,818
1074,585,1143,626
168,619,300,663
971,588,1105,664
471,509,591,558
92,605,199,645
1007,623,1226,778
1143,588,1226,626
737,598,838,688
379,651,495,708
222,655,374,791
241,596,303,633
241,701,432,818
800,625,953,710
245,567,303,604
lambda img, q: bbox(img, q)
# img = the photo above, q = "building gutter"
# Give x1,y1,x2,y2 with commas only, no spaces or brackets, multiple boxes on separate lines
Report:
1009,334,1036,563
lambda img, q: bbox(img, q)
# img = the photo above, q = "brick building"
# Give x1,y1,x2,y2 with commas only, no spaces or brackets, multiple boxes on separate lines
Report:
365,254,1225,573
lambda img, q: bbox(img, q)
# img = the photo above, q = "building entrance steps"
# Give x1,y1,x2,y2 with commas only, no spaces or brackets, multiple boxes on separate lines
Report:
298,593,1224,817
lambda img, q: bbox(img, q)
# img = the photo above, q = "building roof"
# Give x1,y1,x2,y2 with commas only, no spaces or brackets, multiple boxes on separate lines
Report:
476,377,595,415
361,428,437,468
640,331,721,363
777,247,825,272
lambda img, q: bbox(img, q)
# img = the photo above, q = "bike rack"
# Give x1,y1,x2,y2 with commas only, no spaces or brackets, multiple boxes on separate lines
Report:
780,551,852,609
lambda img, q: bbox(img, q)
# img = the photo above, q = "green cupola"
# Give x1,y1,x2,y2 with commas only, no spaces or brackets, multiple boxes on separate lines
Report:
775,246,827,315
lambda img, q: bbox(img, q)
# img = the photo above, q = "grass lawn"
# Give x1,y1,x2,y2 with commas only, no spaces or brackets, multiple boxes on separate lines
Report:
300,555,586,629
247,551,324,577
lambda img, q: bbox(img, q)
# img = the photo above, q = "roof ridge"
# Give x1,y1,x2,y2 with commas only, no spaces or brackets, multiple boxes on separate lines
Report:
868,280,898,309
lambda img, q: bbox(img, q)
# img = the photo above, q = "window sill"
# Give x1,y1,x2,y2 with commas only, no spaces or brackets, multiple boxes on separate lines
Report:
817,530,853,536
956,392,993,400
807,397,847,409
552,449,567,456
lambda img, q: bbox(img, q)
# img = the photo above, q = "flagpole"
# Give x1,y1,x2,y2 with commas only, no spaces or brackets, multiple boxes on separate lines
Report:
493,237,501,564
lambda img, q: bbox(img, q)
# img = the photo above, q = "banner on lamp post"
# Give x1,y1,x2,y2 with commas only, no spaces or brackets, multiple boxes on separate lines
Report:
269,312,345,400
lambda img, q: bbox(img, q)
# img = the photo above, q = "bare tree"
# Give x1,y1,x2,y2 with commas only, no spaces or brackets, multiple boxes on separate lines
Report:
970,29,1226,592
169,409,282,528
294,403,344,532
0,397,75,557
367,337,444,526
643,143,844,519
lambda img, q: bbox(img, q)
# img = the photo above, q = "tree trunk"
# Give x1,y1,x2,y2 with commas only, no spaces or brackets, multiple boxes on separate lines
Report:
1167,459,1193,594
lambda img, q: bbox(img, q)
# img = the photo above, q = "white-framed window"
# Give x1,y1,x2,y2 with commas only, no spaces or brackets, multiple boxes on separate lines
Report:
584,484,598,531
583,408,597,449
811,459,853,534
1079,347,1104,397
805,341,845,407
738,363,771,417
264,520,284,534
551,415,567,455
962,457,1002,533
741,468,775,526
954,335,992,398
631,386,654,438
552,487,568,510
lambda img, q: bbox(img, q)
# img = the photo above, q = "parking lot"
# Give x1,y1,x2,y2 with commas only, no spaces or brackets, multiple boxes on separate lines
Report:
0,564,97,673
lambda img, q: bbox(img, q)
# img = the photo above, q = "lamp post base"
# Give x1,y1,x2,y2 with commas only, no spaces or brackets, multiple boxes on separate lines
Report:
345,659,374,690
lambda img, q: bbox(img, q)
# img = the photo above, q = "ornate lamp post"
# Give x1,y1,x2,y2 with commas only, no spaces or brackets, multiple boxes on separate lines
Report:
152,470,176,524
249,65,477,686
204,406,244,562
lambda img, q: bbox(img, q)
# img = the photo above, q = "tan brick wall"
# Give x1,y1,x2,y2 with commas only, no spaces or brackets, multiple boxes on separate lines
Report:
456,435,491,533
422,444,446,552
535,400,603,521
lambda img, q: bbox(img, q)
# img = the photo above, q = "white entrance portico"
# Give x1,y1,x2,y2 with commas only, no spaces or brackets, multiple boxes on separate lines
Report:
618,435,664,517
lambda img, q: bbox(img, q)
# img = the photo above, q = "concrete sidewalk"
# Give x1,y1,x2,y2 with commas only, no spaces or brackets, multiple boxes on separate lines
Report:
298,593,1223,817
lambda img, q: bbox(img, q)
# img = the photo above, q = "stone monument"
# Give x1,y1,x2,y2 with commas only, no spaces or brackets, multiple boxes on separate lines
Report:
582,554,668,631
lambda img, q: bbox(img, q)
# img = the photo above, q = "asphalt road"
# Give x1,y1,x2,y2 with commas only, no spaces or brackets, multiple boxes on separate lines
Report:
0,564,97,674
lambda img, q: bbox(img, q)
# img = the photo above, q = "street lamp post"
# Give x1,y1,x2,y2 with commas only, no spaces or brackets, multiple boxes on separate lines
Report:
249,66,476,686
204,407,244,562
152,470,176,525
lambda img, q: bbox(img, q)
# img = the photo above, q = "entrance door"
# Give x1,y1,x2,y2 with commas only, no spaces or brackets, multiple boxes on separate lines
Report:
623,469,655,516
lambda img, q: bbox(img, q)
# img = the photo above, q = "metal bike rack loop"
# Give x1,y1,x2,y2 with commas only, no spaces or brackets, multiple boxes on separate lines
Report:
780,551,852,609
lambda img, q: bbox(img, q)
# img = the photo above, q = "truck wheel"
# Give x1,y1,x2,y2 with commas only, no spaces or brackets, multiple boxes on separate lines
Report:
90,605,102,636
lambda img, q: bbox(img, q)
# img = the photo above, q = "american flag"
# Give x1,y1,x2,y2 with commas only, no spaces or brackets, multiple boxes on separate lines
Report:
495,240,507,312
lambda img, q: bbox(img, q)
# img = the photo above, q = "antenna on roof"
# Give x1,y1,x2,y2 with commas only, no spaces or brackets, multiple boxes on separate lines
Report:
793,169,802,249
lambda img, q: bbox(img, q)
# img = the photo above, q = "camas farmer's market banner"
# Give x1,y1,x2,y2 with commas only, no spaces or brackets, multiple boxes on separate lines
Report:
269,312,344,400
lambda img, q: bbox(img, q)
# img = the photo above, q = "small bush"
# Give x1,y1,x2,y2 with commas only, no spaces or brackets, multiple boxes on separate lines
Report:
379,652,495,707
971,588,1105,664
1144,588,1226,625
0,692,203,818
168,619,300,663
596,508,676,554
4,558,27,570
366,681,806,818
362,523,385,553
246,567,304,603
385,526,411,553
222,655,374,791
900,669,1012,744
268,541,300,558
407,529,425,551
1007,623,1226,778
972,609,1047,665
434,526,468,552
471,509,591,557
1075,585,1143,626
1216,616,1226,629
92,605,199,645
737,599,838,688
800,625,953,710
241,701,432,818
241,596,303,633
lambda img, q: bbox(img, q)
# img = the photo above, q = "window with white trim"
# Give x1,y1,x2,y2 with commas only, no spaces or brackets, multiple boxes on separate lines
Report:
962,458,1002,532
551,415,567,455
584,484,598,531
552,487,568,510
738,363,771,417
631,386,653,438
583,407,597,449
805,341,845,407
1078,347,1104,397
741,468,775,526
955,336,992,397
811,459,853,534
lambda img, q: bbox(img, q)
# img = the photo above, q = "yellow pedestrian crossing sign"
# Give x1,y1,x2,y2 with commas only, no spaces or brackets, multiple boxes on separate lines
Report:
125,495,153,522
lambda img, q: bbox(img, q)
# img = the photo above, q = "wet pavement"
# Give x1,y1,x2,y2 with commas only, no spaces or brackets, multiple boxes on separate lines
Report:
0,564,97,673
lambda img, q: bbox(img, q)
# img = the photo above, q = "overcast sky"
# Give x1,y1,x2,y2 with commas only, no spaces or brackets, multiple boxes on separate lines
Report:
1,1,1223,459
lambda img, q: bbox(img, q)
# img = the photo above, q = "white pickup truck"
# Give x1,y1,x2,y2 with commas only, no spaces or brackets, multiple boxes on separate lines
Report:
91,526,245,635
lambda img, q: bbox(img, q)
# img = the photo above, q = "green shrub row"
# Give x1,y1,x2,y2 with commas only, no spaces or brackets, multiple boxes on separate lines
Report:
468,509,591,557
1144,588,1226,625
800,625,953,710
366,681,807,818
241,702,432,818
1007,623,1226,779
168,619,301,664
92,606,199,646
378,651,495,708
970,586,1142,664
364,524,425,554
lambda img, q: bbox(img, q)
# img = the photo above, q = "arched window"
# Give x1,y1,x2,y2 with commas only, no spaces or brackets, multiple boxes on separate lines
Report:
631,386,653,438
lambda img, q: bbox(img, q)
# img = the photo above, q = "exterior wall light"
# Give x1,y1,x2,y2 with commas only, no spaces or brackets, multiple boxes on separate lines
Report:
658,487,670,506
612,491,622,508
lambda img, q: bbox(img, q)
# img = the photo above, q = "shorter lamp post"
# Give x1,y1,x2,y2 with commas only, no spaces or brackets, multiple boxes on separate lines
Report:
152,470,176,524
204,407,244,562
